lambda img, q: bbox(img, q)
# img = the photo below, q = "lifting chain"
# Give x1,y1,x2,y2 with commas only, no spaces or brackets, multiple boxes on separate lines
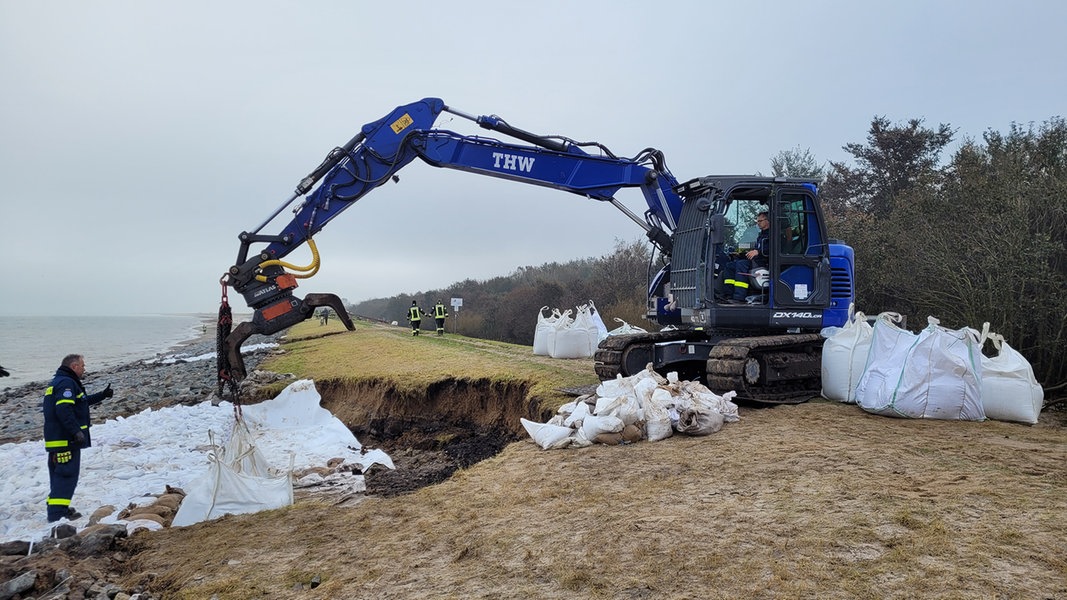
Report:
216,278,243,420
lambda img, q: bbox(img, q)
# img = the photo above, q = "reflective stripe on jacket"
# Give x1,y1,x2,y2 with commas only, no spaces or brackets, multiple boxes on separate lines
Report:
42,366,101,451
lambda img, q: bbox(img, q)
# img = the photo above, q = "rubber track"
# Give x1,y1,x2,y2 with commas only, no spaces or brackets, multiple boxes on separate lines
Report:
704,333,825,405
593,330,693,381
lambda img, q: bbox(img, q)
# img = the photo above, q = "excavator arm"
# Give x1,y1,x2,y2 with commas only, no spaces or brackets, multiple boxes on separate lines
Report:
219,97,683,385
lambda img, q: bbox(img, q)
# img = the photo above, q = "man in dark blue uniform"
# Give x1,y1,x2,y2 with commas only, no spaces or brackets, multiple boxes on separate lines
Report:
42,354,113,522
728,211,771,303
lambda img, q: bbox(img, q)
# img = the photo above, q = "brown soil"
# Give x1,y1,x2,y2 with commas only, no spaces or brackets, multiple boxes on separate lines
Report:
5,377,1065,599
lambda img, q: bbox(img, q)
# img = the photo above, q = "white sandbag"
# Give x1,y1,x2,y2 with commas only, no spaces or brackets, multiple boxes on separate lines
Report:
596,375,635,399
975,325,1043,424
580,414,625,440
643,392,674,442
594,394,643,426
558,397,592,429
822,307,904,403
533,306,561,356
675,407,724,435
632,377,659,409
607,317,648,337
855,317,985,420
520,418,576,450
678,380,740,423
578,304,601,355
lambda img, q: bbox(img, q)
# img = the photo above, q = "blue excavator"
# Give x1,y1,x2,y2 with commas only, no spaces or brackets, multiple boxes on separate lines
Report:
218,98,854,404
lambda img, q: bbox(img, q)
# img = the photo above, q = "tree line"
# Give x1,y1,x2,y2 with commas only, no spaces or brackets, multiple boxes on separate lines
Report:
351,115,1066,403
350,238,652,345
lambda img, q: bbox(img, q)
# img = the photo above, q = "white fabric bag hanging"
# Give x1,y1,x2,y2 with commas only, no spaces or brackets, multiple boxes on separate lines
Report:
173,420,294,527
855,317,985,420
974,323,1044,424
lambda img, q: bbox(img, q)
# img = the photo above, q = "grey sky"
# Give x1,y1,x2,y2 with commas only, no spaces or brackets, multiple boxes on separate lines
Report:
1,1,1063,316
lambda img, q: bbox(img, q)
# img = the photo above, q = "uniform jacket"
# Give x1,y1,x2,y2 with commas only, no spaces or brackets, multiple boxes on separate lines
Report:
753,229,769,267
433,304,448,319
42,366,105,452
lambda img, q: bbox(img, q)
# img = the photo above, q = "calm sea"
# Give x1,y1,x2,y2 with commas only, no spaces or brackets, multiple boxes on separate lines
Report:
0,314,215,390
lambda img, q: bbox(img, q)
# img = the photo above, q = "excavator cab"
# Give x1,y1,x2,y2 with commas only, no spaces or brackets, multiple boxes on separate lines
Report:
666,176,845,329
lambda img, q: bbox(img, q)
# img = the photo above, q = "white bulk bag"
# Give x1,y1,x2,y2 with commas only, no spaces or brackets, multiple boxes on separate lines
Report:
545,309,573,358
551,305,596,359
173,421,294,527
588,300,609,343
821,307,903,403
975,325,1044,424
856,317,985,420
533,306,561,356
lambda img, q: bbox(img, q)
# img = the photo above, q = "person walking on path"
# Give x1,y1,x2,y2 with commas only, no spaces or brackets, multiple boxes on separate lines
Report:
42,354,114,522
432,300,449,336
407,301,426,336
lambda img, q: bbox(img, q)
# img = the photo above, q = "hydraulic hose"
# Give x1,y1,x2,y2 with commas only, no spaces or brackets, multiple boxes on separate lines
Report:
254,237,321,282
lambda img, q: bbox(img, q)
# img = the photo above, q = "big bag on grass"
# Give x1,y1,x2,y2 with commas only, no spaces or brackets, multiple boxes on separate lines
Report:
855,317,984,420
973,323,1044,424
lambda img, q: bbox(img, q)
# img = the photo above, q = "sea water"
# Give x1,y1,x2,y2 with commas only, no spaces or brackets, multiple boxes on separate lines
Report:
0,314,212,390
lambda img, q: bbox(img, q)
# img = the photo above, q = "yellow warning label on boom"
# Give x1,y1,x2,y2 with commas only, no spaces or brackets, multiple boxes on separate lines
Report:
390,113,414,134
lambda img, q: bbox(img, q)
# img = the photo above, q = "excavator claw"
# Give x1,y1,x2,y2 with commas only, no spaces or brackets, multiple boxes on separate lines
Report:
220,292,354,383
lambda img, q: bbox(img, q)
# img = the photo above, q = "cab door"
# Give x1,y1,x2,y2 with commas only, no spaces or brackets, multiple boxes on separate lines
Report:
770,189,832,308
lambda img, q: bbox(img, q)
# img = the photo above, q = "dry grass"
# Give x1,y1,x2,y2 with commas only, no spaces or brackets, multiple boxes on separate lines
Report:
259,319,595,414
122,321,1067,599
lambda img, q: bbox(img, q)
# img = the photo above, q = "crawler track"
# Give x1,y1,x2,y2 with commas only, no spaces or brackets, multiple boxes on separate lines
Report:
595,331,825,405
593,330,694,381
704,334,824,404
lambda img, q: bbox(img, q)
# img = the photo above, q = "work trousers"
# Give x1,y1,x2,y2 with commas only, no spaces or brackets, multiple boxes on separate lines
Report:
47,448,81,522
435,317,445,335
410,320,421,335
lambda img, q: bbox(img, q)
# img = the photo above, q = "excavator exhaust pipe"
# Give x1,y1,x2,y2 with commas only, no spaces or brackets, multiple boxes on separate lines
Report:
219,292,354,384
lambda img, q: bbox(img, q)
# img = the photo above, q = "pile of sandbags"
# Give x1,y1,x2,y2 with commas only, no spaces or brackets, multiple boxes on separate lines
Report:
520,366,739,450
826,313,1045,423
532,301,609,359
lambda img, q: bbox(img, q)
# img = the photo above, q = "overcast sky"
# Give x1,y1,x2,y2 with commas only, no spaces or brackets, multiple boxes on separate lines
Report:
1,1,1064,317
